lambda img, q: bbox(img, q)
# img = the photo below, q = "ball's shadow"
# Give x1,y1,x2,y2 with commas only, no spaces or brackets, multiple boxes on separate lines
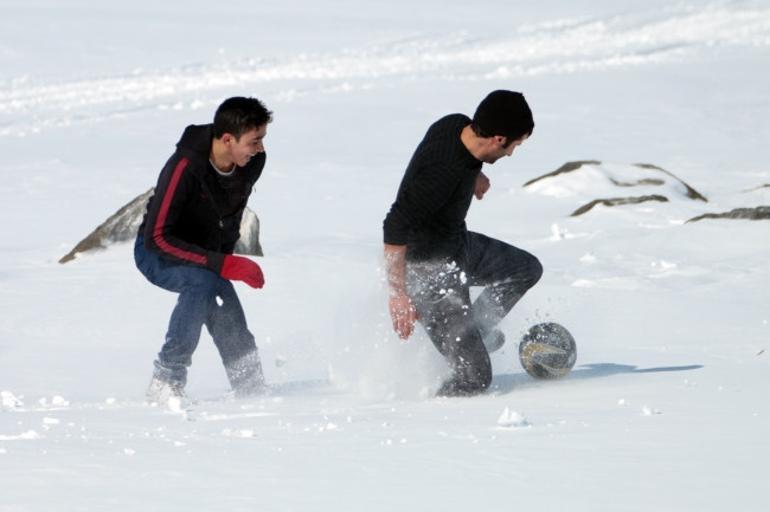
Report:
491,362,704,394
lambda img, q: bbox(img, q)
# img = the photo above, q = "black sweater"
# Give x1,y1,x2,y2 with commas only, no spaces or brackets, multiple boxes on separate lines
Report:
383,114,482,261
139,124,265,273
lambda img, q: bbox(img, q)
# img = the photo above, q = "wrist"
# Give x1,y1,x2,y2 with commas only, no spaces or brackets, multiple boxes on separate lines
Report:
386,273,407,297
389,289,409,300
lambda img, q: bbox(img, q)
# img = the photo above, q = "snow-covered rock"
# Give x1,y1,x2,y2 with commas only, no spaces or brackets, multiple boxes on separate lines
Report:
524,161,708,217
59,188,263,263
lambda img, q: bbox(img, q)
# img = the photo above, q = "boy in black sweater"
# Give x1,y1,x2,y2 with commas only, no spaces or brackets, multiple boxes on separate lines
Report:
383,90,542,396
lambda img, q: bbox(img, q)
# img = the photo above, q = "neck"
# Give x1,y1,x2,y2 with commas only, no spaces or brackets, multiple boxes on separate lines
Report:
460,125,487,161
210,138,235,173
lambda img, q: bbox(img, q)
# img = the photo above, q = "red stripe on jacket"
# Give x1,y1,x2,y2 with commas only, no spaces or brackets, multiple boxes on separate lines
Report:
152,158,208,266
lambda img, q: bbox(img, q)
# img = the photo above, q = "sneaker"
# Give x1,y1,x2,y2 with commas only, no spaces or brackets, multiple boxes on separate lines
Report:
482,329,506,353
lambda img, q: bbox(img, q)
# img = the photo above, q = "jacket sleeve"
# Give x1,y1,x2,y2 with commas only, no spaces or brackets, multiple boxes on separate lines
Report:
142,155,225,273
383,159,460,245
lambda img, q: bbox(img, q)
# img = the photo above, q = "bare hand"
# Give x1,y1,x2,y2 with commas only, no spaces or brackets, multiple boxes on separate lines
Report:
389,293,418,340
474,172,490,200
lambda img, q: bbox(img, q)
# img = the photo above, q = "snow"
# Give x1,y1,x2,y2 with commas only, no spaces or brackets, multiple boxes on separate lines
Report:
496,407,531,429
1,0,769,510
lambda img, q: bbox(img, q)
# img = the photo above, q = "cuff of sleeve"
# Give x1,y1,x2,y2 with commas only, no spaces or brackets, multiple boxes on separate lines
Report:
207,252,226,274
384,233,408,245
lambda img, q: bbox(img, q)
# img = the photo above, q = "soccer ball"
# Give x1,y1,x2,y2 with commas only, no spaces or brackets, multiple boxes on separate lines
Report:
518,323,577,379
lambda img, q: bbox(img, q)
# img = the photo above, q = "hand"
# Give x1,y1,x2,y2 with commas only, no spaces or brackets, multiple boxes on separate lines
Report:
220,255,265,289
389,293,418,340
474,172,490,200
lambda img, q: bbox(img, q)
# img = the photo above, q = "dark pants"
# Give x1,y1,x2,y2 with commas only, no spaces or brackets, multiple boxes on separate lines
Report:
134,236,258,387
407,232,542,396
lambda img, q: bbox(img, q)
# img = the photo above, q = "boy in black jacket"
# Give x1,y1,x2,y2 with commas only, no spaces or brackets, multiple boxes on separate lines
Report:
383,90,542,397
135,97,271,402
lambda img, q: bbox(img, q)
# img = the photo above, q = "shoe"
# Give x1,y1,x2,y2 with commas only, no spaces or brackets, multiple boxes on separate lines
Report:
146,375,187,403
145,359,191,405
482,329,506,353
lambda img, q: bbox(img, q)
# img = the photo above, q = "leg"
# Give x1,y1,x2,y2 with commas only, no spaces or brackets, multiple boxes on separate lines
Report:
160,277,220,381
462,232,542,338
407,260,492,396
205,280,265,395
135,236,221,388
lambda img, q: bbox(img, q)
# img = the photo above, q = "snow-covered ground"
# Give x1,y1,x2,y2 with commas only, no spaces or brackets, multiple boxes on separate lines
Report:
1,1,769,510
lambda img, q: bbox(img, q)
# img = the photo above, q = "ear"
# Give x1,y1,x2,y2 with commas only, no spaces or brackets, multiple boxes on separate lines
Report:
494,135,507,146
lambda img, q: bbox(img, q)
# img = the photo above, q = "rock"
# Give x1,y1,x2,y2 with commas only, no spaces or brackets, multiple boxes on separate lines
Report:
571,194,669,217
59,188,153,263
524,160,707,202
59,188,262,263
234,208,263,256
743,184,770,192
609,177,665,187
686,206,770,223
631,163,707,202
523,160,602,187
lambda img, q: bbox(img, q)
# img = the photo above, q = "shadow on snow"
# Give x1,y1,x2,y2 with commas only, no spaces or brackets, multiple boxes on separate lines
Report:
491,362,704,394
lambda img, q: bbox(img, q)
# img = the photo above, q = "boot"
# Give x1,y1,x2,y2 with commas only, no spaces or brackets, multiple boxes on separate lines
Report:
224,350,267,397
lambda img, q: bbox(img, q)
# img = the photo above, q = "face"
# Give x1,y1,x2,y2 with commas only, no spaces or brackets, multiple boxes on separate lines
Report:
483,133,529,164
222,125,267,167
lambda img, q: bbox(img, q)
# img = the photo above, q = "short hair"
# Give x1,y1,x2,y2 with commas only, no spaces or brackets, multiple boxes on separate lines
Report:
213,97,273,139
471,90,534,141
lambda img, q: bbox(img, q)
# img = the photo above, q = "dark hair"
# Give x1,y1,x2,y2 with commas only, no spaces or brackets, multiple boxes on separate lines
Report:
471,90,534,142
213,97,273,139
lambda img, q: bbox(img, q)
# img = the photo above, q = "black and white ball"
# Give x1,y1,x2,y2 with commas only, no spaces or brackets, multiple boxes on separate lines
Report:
518,323,577,379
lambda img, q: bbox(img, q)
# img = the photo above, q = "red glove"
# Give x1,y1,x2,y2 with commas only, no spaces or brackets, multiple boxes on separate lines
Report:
220,255,264,289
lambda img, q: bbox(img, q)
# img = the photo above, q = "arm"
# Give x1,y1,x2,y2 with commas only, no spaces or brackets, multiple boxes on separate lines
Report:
384,243,418,340
143,156,224,272
382,157,459,339
144,155,263,288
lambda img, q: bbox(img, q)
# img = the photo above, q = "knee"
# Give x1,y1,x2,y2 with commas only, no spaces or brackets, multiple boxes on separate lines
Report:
181,270,220,297
528,255,543,288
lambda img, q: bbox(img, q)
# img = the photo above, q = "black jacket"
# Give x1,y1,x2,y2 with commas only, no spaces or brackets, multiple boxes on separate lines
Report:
139,124,265,273
383,114,482,261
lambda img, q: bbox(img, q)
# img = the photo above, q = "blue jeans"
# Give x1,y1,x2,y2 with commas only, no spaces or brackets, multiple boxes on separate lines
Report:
407,231,542,396
134,236,258,386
